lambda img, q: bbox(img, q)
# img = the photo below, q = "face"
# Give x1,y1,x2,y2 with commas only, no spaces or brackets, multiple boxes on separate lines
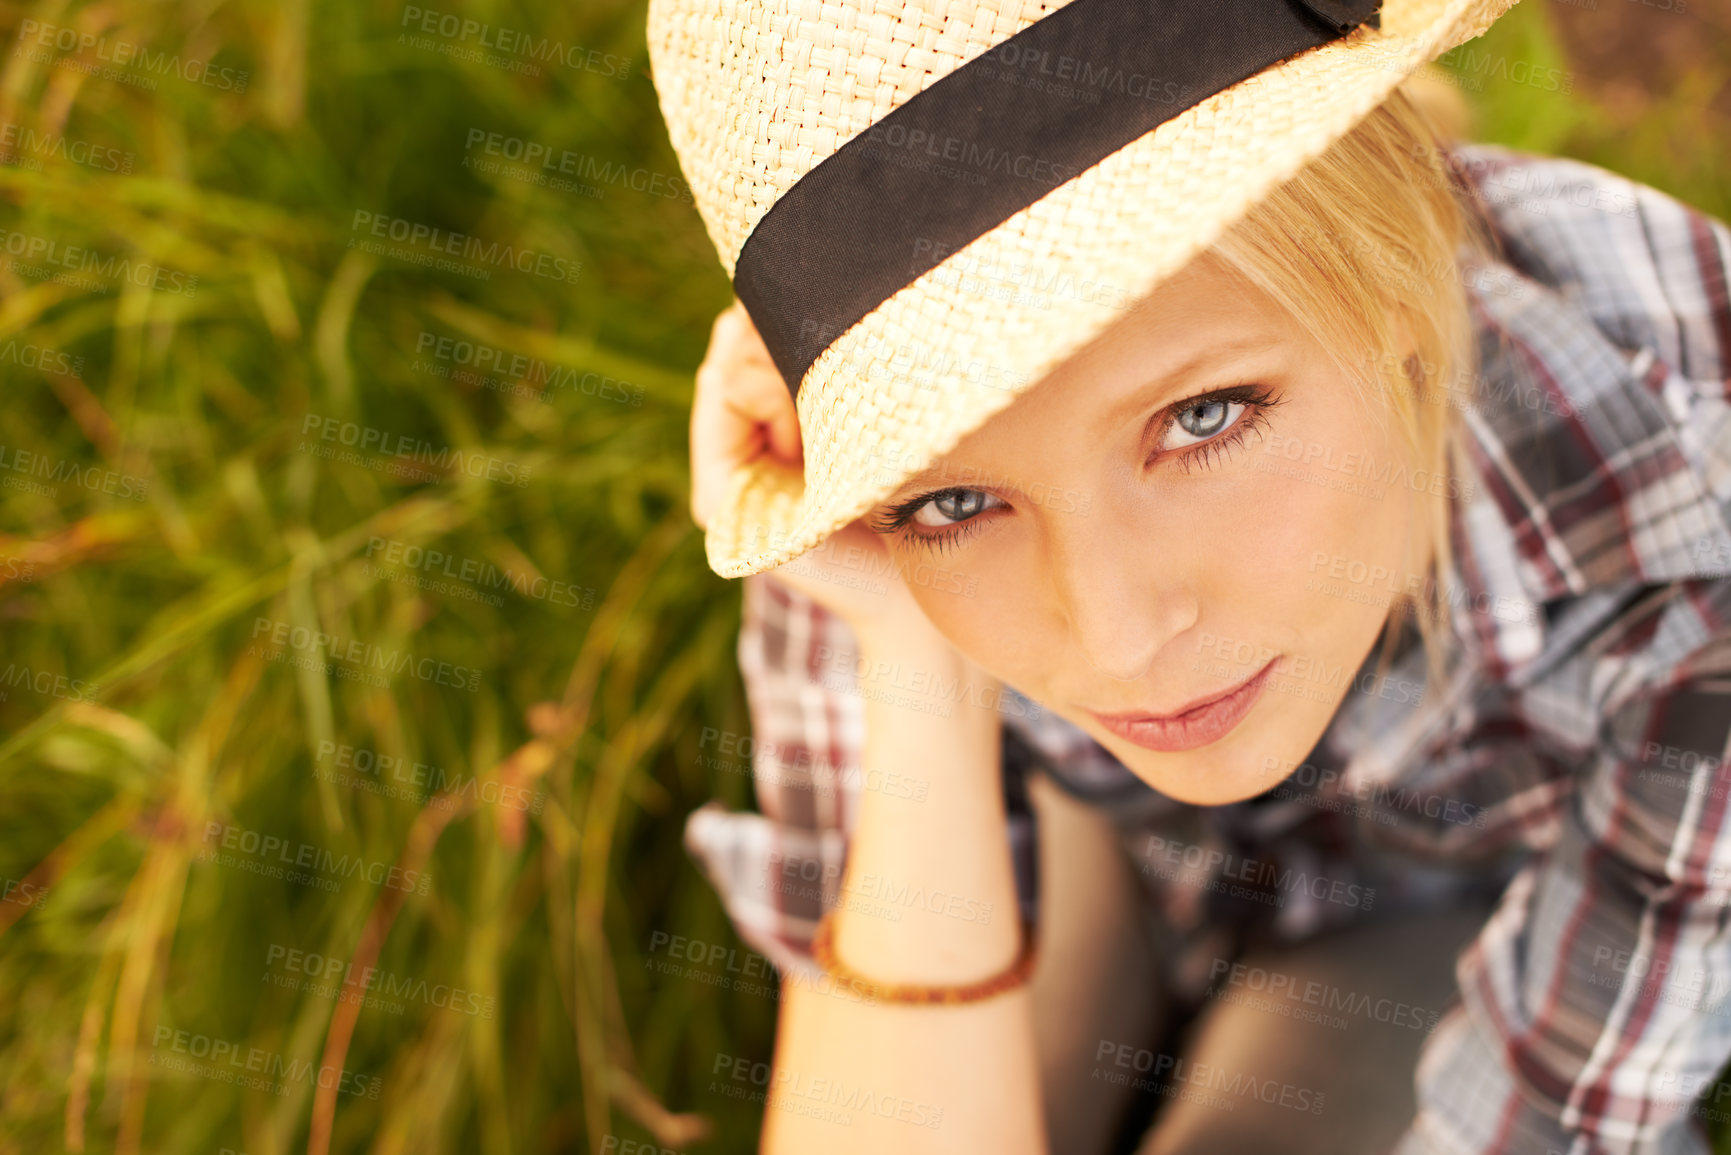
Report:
866,253,1429,805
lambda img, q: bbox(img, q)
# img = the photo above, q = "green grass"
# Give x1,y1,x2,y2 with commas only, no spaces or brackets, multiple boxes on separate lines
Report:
0,1,1724,1152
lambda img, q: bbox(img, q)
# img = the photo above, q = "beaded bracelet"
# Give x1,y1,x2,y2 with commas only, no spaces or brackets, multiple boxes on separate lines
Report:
810,908,1038,1005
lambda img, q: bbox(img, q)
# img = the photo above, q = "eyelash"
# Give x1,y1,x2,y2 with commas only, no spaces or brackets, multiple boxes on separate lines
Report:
1151,382,1284,475
868,382,1285,552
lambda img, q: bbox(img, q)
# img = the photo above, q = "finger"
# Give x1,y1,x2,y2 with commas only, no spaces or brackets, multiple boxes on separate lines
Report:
690,304,804,530
712,326,796,459
725,366,801,464
689,358,762,529
713,300,775,370
690,360,798,528
703,305,795,436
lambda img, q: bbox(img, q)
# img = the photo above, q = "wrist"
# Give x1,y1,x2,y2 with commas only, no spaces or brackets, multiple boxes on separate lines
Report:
855,625,999,709
855,618,960,669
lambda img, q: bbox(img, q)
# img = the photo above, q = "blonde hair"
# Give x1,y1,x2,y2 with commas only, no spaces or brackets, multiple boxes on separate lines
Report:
1205,66,1494,690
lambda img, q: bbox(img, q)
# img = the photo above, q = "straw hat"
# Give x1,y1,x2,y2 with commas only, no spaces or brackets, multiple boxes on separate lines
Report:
646,0,1521,577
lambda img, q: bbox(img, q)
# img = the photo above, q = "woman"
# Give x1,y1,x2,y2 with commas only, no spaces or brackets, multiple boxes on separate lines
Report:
651,0,1731,1150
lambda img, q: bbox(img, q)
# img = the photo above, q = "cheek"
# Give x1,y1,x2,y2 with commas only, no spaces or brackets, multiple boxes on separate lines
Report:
901,551,1006,657
1228,405,1411,613
907,554,1024,671
1174,440,1351,627
897,539,1050,693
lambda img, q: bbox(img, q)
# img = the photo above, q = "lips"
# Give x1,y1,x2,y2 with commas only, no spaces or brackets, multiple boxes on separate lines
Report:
1085,657,1279,753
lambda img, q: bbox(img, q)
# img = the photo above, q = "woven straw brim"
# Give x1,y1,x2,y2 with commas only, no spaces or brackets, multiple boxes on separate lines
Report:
647,0,1520,578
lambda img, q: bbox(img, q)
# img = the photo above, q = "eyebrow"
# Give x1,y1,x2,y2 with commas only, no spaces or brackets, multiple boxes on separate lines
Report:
1107,333,1286,427
882,332,1286,497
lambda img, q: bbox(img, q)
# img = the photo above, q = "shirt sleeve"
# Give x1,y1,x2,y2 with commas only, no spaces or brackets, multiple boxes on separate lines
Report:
683,572,1043,981
1396,587,1731,1155
683,573,866,981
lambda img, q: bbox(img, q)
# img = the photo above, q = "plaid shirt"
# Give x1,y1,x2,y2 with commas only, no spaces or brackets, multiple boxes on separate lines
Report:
683,143,1731,1155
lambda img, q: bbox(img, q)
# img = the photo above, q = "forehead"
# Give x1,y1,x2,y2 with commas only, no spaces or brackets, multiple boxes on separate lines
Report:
1057,253,1290,387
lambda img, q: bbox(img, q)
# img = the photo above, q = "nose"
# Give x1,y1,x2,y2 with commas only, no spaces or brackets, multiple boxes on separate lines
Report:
1047,514,1198,682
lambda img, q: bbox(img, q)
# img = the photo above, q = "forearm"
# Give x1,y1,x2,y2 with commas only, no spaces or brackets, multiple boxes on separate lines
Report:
762,633,1046,1154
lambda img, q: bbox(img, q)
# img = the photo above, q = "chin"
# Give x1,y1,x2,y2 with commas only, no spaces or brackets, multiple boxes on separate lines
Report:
1117,749,1277,806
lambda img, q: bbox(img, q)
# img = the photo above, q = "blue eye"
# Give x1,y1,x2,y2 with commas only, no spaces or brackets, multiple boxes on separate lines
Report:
1161,398,1244,449
1144,382,1285,474
912,488,1005,528
865,484,1008,547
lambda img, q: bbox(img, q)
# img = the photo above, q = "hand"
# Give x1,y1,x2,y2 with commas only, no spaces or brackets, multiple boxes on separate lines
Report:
689,301,948,649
